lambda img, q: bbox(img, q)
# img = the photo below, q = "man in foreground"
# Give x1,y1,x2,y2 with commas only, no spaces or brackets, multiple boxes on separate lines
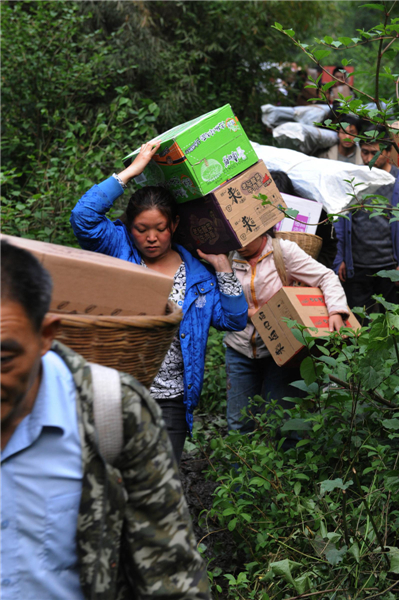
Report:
334,125,399,311
1,239,210,599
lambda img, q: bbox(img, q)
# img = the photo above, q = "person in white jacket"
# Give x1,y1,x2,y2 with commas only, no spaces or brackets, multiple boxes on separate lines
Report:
224,232,349,441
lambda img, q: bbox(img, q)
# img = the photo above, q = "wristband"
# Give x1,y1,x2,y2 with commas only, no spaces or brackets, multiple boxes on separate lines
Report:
112,173,127,190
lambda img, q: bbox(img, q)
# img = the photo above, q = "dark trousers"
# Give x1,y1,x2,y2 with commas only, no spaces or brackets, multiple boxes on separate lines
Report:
225,346,304,437
156,395,187,465
344,266,397,313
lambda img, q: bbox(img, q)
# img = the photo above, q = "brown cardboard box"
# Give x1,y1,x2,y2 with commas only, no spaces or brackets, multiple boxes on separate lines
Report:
174,160,286,254
389,120,399,167
252,286,361,366
1,234,173,316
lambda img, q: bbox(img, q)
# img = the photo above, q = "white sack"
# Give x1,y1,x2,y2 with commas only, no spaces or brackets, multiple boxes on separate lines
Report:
261,105,295,128
273,122,338,154
251,141,395,214
261,103,330,128
293,104,331,125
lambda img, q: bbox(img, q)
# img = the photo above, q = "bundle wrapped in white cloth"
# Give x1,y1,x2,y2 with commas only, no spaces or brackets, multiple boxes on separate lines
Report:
261,103,331,129
251,141,395,214
273,122,338,154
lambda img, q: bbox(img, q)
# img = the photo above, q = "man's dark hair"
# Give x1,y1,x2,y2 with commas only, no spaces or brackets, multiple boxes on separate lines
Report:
323,110,361,133
1,240,53,331
359,124,393,149
333,66,348,78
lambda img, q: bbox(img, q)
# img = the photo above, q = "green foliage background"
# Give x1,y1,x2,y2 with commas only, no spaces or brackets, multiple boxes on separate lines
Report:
2,3,399,598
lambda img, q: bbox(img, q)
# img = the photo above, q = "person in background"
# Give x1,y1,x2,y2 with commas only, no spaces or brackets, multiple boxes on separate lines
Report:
269,170,338,270
224,228,349,439
70,141,248,464
334,124,399,311
317,113,362,165
1,240,211,600
326,66,354,103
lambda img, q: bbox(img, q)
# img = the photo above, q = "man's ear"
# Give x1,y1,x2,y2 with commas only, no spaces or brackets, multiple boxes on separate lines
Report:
40,314,61,356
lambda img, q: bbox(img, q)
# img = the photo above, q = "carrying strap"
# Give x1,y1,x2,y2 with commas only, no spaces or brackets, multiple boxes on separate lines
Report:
272,237,288,286
89,363,123,465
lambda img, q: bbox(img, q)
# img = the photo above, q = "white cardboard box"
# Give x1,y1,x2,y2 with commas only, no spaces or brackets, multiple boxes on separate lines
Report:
274,193,323,235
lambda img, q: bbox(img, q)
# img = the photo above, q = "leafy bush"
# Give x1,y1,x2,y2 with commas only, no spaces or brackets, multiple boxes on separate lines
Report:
203,301,399,599
1,1,159,245
200,327,228,414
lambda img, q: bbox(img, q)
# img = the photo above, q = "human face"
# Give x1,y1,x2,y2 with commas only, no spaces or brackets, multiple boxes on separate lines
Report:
1,300,55,427
131,209,178,261
338,124,358,150
237,236,265,260
361,142,391,171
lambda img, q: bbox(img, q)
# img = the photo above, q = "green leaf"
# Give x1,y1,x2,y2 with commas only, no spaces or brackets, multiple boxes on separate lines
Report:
376,269,399,282
281,418,312,432
294,481,301,496
293,572,311,595
388,547,399,574
349,542,360,563
270,559,301,585
325,545,348,565
320,478,353,497
360,3,385,10
331,41,342,48
322,81,336,92
228,518,237,531
382,419,399,430
313,49,331,61
274,22,283,31
300,356,317,386
284,29,295,38
338,37,353,46
324,35,334,44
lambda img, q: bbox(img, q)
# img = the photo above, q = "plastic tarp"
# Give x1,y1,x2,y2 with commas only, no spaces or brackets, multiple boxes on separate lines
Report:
261,103,330,128
273,122,338,154
251,141,395,214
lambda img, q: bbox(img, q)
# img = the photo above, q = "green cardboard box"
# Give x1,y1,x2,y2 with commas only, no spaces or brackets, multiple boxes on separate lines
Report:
122,104,258,202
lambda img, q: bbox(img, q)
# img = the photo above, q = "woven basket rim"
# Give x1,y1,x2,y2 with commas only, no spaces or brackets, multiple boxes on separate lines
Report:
275,231,323,242
49,300,182,330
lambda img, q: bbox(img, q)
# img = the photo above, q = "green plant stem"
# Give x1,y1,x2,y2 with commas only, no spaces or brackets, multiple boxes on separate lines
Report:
352,468,390,570
365,581,399,599
341,490,350,548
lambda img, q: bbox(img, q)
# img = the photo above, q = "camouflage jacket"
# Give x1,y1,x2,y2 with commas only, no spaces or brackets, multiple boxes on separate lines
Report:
52,341,211,600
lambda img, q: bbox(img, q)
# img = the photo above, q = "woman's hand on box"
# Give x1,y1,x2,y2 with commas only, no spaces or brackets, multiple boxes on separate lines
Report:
196,250,232,273
328,313,347,333
118,140,161,185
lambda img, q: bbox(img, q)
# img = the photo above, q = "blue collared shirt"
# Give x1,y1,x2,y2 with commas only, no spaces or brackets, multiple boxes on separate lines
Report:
1,350,85,600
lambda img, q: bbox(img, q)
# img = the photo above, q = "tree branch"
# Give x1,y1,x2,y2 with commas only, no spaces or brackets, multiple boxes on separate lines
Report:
328,374,398,409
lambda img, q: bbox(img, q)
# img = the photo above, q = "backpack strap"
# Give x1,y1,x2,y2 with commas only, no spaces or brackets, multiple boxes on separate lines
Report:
272,237,288,286
89,363,123,465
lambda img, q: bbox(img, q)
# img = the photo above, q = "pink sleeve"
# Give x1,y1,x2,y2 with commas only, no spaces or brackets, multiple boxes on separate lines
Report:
281,240,349,317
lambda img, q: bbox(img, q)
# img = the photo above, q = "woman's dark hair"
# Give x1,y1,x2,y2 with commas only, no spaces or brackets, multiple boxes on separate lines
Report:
269,170,296,196
125,186,179,231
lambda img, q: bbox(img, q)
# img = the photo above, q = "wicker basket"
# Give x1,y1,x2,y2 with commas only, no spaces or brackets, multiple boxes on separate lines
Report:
52,301,182,388
274,231,323,259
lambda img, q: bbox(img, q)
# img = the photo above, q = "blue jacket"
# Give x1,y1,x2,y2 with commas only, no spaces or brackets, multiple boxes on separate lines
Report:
70,177,248,433
333,172,399,278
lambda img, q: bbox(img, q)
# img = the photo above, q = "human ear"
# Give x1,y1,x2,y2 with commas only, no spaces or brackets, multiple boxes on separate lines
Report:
40,314,61,356
171,216,180,235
